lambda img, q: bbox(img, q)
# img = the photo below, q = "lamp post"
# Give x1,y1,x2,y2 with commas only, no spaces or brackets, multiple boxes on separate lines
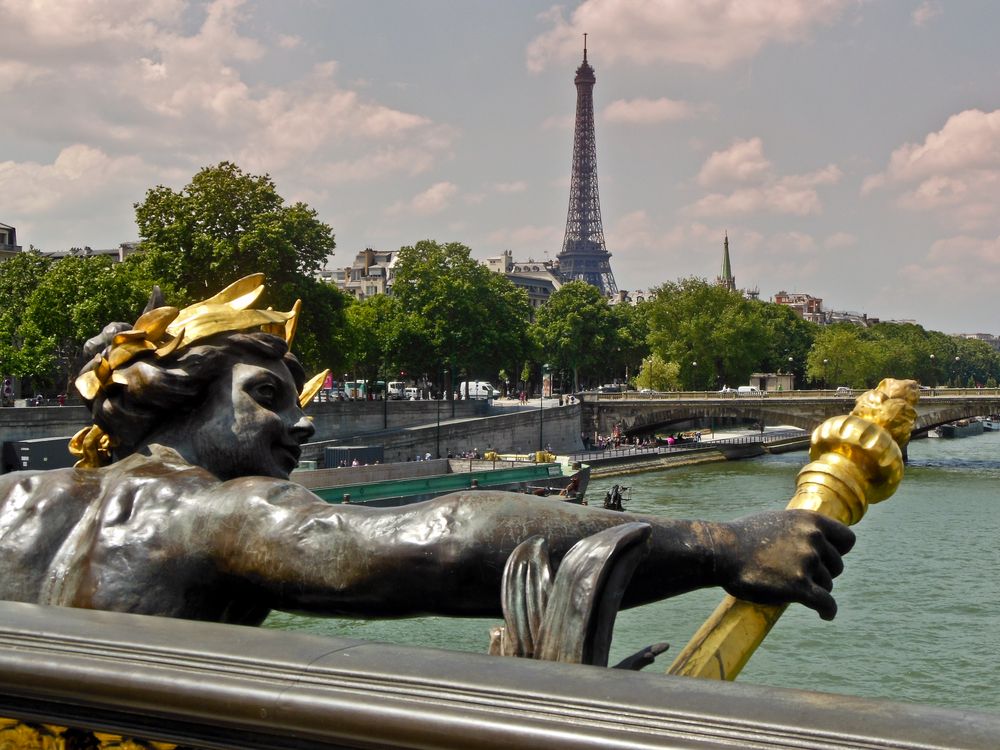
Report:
539,363,551,455
953,356,960,387
691,361,698,391
436,368,446,458
823,358,829,390
787,356,793,391
929,354,936,387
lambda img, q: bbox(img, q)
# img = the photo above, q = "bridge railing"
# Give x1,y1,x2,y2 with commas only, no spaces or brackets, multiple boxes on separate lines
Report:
581,387,1000,401
1,601,997,749
570,429,804,464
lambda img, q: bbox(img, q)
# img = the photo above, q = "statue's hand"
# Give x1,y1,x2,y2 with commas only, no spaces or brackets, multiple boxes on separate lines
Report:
715,510,856,620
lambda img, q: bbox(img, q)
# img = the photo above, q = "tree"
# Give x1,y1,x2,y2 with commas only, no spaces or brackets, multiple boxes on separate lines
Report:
19,256,155,393
530,281,615,392
133,161,341,372
0,250,52,383
344,294,402,385
608,301,651,386
752,301,818,386
390,240,532,389
635,353,680,391
646,278,766,390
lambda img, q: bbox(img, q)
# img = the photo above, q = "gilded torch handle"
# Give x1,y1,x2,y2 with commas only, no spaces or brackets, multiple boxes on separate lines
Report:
667,379,919,680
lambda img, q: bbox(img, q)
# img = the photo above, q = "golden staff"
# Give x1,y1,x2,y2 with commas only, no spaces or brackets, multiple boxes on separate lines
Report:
667,378,919,680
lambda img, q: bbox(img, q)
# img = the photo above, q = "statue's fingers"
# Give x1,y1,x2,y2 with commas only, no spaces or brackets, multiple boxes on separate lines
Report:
815,515,856,554
817,537,845,579
805,584,838,621
811,559,834,593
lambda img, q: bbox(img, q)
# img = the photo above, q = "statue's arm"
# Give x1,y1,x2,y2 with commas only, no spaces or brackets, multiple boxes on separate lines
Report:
207,480,853,619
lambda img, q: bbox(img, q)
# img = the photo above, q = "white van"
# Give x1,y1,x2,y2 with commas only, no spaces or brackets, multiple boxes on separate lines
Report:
459,381,496,400
404,386,421,400
387,381,405,400
736,385,763,397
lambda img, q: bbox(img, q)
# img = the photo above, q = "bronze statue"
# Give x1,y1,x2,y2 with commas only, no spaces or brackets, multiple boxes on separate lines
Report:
0,276,854,627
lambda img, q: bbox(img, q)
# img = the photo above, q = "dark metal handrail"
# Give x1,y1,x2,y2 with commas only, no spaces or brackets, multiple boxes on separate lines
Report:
0,601,997,749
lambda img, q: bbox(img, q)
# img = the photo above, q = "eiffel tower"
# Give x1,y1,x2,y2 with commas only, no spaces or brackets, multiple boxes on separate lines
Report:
556,35,618,296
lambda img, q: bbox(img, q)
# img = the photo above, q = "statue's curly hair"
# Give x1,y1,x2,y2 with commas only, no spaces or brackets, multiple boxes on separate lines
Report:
80,330,306,458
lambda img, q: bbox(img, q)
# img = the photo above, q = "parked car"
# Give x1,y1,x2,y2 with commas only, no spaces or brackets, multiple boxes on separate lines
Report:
835,386,853,395
736,385,763,396
404,386,421,400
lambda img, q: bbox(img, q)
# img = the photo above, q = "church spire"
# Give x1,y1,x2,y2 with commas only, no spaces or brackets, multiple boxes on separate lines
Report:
718,232,736,292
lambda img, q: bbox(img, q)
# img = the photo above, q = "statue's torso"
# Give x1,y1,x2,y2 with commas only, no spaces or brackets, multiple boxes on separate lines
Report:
0,449,271,624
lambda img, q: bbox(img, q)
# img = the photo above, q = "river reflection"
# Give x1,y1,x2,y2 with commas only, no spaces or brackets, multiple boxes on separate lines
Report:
266,430,1000,712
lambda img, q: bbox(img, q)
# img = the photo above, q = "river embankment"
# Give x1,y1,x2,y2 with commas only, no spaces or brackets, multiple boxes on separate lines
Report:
576,427,808,479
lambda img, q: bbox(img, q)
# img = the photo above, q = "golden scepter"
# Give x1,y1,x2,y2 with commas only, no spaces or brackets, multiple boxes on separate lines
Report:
667,378,919,680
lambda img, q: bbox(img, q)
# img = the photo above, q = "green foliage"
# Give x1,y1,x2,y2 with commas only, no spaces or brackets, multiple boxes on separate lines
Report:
751,301,818,384
0,250,52,380
645,278,767,389
530,281,615,391
390,240,532,384
133,161,344,373
344,294,402,382
635,353,680,391
805,322,1000,388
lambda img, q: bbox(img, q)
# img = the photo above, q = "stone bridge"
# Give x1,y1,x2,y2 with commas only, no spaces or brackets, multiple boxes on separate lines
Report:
580,388,1000,438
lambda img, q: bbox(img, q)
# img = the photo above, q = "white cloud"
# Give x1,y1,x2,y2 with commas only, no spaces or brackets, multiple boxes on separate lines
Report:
541,114,575,130
0,0,455,189
912,2,942,27
277,34,301,49
485,224,562,250
689,138,841,216
697,138,772,187
824,232,857,249
863,109,1000,231
0,145,145,214
603,97,698,125
494,181,528,194
526,0,853,72
386,182,458,217
900,234,1000,293
0,61,45,92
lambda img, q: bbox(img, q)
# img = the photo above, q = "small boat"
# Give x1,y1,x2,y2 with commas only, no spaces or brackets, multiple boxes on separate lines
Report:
292,457,590,507
983,417,998,432
935,419,985,439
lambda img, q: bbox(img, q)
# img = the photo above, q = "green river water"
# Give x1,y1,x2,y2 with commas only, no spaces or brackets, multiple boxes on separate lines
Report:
265,429,1000,713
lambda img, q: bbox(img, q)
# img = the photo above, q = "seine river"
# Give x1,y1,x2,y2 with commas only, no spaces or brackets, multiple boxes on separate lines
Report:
266,429,1000,713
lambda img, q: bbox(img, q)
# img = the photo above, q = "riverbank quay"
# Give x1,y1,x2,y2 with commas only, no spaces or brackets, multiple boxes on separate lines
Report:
572,428,807,479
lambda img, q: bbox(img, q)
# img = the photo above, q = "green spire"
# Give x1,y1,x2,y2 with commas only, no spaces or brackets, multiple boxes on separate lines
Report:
720,232,735,291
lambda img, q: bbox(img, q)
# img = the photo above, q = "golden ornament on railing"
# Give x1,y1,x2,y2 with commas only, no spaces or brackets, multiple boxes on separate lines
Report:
667,378,919,680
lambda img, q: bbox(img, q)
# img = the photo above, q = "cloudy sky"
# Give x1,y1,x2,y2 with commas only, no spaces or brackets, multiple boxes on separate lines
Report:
3,0,999,334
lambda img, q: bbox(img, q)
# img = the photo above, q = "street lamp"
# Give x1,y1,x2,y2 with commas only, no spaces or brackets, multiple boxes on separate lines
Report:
822,358,829,390
954,356,960,387
539,363,551,454
929,354,936,387
691,361,697,391
436,368,446,458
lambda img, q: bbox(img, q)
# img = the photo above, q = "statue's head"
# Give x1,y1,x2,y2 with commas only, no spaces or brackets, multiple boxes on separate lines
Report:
71,275,326,479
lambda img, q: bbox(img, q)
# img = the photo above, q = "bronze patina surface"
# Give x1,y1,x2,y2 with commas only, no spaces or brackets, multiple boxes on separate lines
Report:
0,275,854,625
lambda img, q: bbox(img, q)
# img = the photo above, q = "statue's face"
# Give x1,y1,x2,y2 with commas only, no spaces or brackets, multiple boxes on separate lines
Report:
189,354,315,480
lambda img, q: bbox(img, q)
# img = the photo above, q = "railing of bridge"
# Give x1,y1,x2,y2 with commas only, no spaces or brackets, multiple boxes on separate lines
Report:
570,428,804,464
581,387,1000,401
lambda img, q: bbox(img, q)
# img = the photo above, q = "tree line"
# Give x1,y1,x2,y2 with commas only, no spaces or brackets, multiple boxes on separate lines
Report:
2,162,998,399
